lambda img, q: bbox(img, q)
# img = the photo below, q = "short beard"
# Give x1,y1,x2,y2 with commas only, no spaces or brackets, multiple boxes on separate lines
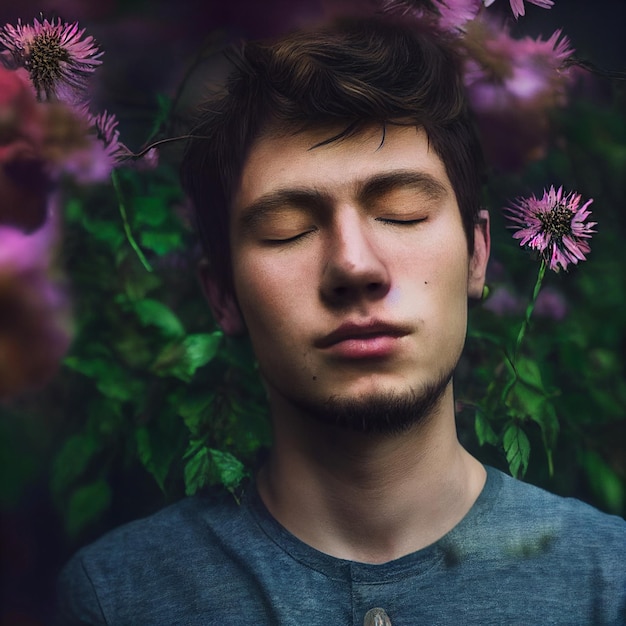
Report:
294,369,454,436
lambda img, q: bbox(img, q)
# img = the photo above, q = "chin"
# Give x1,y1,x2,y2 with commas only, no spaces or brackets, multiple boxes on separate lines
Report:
292,371,454,435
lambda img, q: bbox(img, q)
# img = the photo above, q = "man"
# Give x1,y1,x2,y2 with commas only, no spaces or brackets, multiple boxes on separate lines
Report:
58,15,625,625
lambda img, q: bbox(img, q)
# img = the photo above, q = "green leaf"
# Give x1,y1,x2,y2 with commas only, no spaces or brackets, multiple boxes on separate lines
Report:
580,450,624,515
80,215,125,248
515,358,543,389
152,342,187,379
140,231,183,255
121,262,162,301
178,394,214,437
132,298,186,338
65,198,83,222
183,333,222,371
506,358,559,472
0,418,38,507
51,433,101,498
88,396,125,437
184,443,210,496
466,329,505,348
64,355,107,378
65,479,111,536
503,423,530,479
146,93,172,142
64,356,144,402
132,196,168,228
113,329,154,370
474,410,498,446
208,448,246,492
153,332,222,382
183,443,246,496
135,421,178,493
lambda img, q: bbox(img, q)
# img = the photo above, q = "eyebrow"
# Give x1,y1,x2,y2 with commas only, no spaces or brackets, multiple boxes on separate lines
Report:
237,170,449,232
238,188,330,233
357,170,449,205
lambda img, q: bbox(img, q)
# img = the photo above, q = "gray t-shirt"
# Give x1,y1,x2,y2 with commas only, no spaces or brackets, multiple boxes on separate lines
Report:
57,466,626,625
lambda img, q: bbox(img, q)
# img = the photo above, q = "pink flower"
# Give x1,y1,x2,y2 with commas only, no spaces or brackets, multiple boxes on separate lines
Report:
52,108,159,181
90,109,128,164
505,186,596,272
0,215,73,398
382,0,483,32
434,0,483,32
0,66,51,231
0,67,118,187
464,23,574,108
55,108,128,182
0,18,102,103
484,0,554,19
93,109,160,171
0,67,41,159
463,19,574,169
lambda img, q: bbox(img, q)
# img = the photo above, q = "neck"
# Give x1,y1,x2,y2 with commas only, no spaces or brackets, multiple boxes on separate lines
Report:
257,386,486,564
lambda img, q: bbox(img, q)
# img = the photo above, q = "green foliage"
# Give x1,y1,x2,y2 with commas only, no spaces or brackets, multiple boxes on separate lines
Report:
2,45,623,546
503,424,530,479
66,479,112,537
579,450,624,514
184,442,247,496
460,92,626,514
36,153,272,536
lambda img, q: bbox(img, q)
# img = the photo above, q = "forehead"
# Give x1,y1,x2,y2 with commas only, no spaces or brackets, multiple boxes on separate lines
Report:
232,124,453,213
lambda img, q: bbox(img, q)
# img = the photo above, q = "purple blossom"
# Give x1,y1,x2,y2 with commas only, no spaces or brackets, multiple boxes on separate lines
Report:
464,19,574,169
0,18,102,103
0,214,73,398
58,108,158,182
90,110,130,166
89,109,159,171
0,80,114,186
383,0,554,31
465,24,574,110
435,0,483,31
484,0,554,19
505,186,596,272
382,0,483,32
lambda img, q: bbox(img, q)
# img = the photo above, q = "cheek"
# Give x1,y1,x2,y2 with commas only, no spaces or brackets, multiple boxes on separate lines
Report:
398,239,469,332
396,234,469,295
432,253,470,349
233,255,306,341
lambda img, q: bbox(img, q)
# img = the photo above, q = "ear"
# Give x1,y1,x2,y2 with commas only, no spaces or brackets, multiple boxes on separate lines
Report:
468,209,490,300
198,259,246,336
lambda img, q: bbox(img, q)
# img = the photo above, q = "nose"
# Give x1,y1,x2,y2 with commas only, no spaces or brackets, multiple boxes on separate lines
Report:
320,211,391,307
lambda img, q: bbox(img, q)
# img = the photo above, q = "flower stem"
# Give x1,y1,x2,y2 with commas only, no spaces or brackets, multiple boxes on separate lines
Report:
501,260,546,405
513,260,546,362
111,170,152,272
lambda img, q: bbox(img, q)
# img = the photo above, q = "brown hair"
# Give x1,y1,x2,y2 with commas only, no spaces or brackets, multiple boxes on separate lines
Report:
181,16,485,295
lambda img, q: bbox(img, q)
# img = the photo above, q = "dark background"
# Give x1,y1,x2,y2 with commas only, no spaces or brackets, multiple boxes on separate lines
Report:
0,1,624,624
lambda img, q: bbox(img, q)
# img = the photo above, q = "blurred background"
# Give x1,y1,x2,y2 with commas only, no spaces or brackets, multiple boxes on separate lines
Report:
0,0,624,623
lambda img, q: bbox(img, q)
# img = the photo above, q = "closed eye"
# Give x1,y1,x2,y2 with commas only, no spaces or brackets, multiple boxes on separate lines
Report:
376,217,427,225
264,228,318,244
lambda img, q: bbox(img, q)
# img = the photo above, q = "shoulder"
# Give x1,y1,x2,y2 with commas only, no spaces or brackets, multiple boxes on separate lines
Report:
490,467,625,538
67,490,250,564
474,467,626,576
56,493,251,623
435,469,626,624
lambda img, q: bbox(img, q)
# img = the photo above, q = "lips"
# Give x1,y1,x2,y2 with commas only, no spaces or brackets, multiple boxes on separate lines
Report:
315,321,409,350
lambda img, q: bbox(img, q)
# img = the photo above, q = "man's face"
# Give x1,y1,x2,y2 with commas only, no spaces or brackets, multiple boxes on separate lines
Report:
220,125,488,431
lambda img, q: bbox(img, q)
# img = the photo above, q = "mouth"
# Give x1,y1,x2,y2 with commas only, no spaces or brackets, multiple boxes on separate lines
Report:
315,320,409,350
